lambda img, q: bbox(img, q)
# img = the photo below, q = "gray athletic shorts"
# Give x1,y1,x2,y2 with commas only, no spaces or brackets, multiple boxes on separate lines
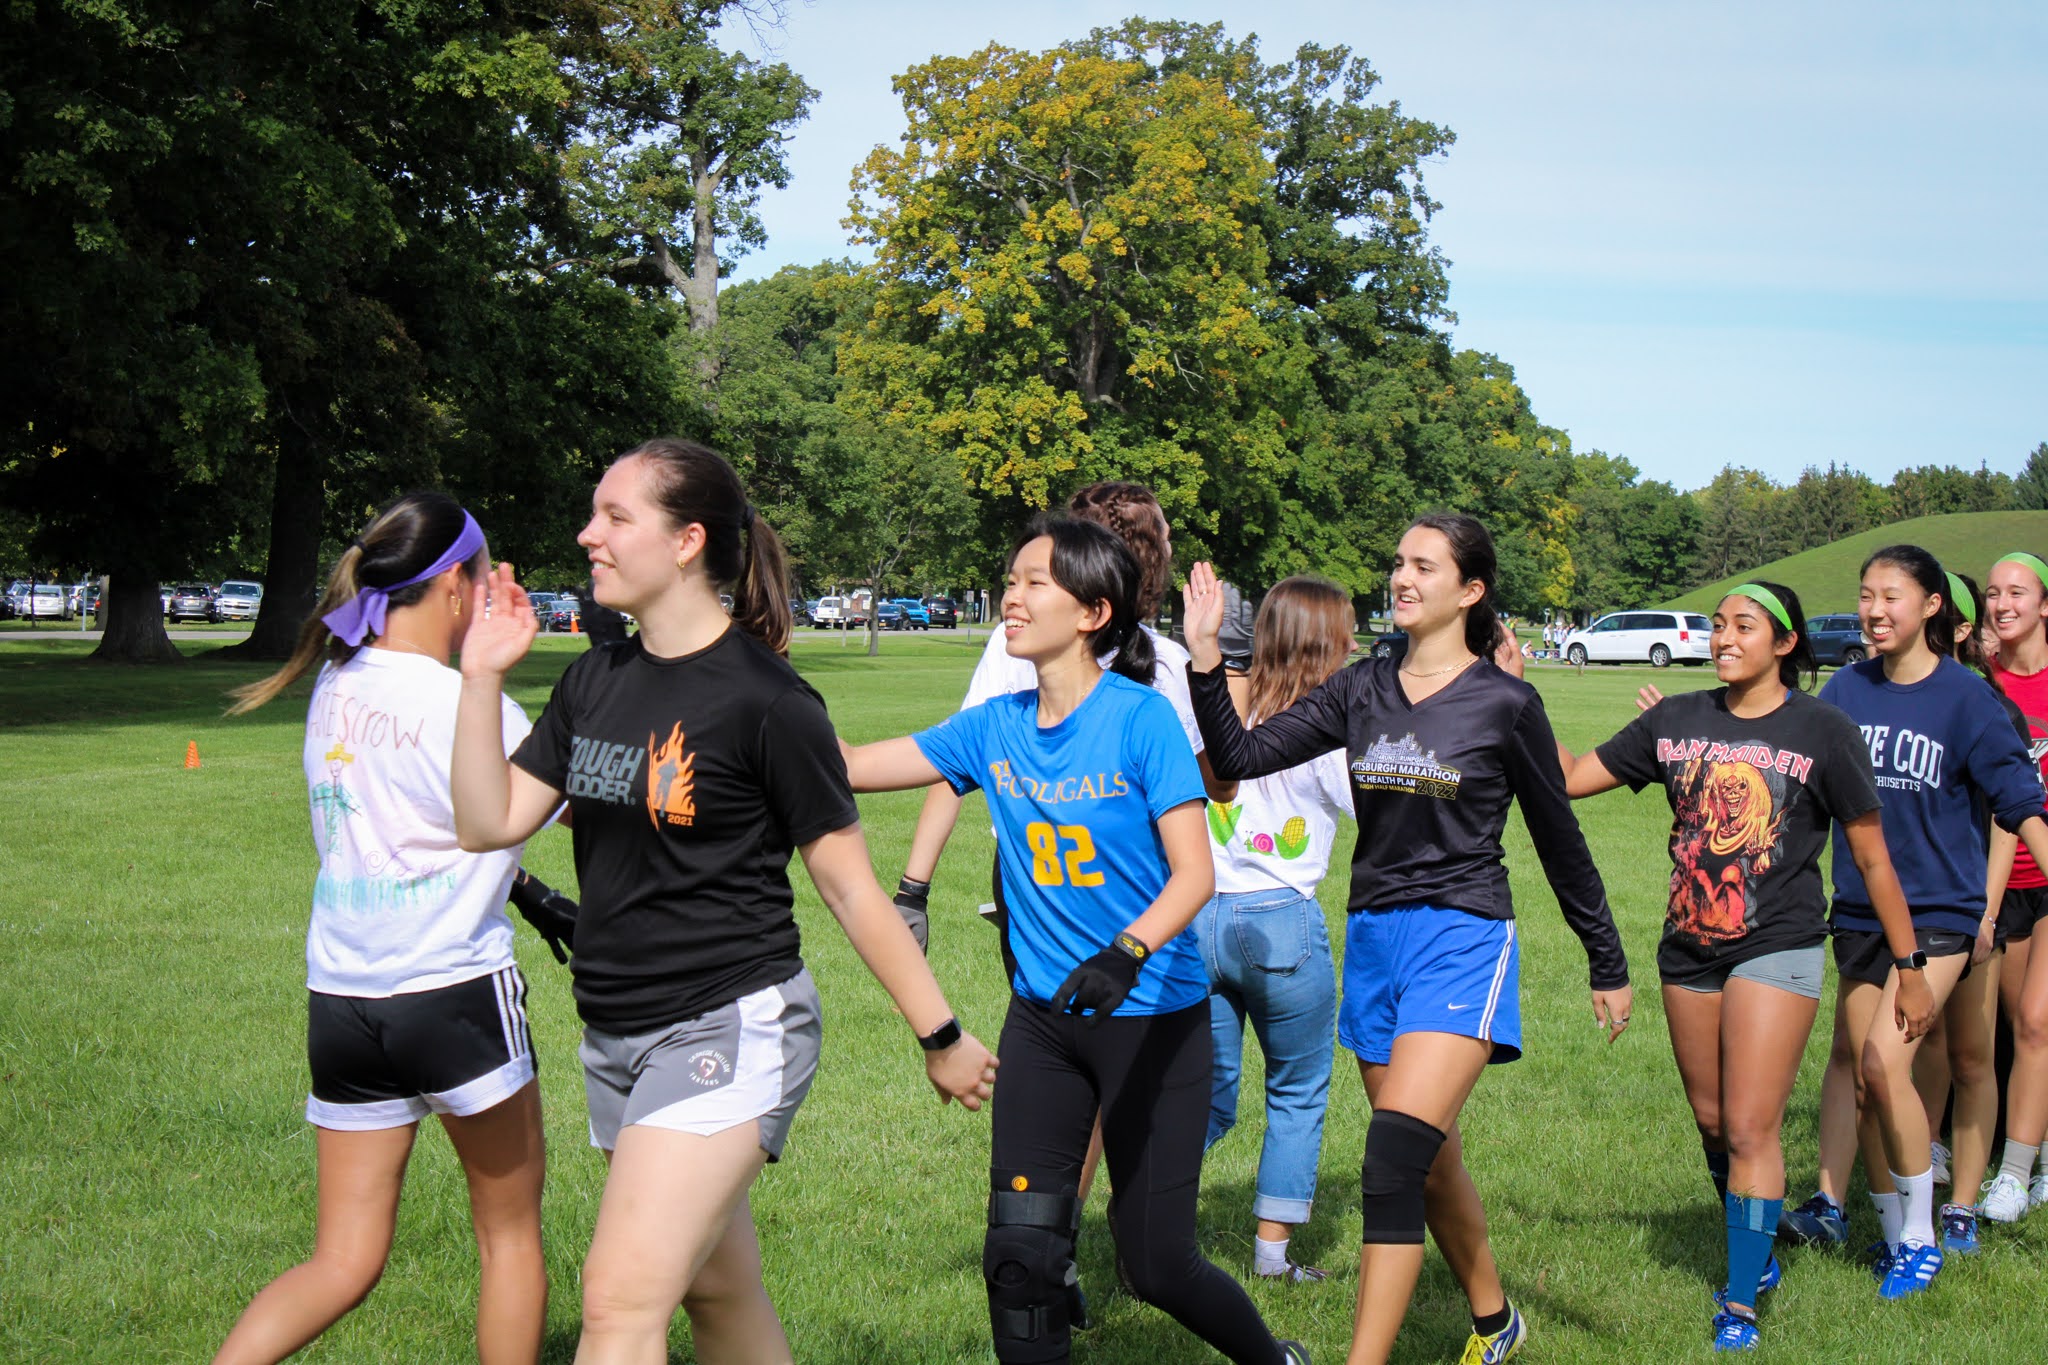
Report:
580,968,821,1160
1667,944,1826,1000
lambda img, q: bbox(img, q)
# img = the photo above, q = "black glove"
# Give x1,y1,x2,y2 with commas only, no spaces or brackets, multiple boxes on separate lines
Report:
1217,581,1256,672
1051,933,1149,1023
893,875,931,954
507,868,578,964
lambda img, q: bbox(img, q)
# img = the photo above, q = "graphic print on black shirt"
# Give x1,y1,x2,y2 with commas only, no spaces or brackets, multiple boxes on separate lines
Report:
512,630,859,1034
1594,689,1879,984
1354,733,1463,799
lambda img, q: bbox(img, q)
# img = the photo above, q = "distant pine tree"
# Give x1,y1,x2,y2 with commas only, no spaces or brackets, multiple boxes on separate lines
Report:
2017,442,2048,511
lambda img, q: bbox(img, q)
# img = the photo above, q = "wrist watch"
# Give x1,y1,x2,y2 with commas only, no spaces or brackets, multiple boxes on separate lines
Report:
1113,931,1151,963
1894,949,1928,972
917,1016,962,1052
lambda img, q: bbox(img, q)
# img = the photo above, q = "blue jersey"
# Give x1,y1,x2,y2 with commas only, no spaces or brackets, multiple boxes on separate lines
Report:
1820,657,2046,937
914,671,1210,1014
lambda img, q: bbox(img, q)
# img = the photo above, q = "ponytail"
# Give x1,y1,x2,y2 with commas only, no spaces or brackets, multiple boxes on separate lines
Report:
1108,617,1156,686
1012,514,1152,684
228,492,481,715
623,437,791,657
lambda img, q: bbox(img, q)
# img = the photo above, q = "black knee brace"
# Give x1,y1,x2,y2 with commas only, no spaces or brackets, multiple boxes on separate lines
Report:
984,1181,1083,1364
1360,1109,1447,1245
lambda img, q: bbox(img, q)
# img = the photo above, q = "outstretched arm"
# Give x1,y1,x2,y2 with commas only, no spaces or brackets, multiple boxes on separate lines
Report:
840,736,947,794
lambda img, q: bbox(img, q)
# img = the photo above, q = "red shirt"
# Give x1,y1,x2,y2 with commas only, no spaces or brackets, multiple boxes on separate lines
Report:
1993,661,2048,889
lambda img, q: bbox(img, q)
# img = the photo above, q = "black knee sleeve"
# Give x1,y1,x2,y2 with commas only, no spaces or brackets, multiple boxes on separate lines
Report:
984,1182,1082,1364
1360,1109,1447,1245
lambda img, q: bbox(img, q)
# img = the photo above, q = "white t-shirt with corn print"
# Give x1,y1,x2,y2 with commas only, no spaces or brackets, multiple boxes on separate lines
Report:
1208,746,1354,897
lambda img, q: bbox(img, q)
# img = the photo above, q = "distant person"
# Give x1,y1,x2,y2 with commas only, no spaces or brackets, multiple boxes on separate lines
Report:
215,492,548,1365
579,576,629,648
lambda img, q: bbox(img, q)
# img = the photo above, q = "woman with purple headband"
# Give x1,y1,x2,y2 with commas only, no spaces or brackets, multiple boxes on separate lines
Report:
215,493,550,1365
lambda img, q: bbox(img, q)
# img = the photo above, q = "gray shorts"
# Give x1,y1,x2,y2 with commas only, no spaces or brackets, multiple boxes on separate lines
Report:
580,968,822,1160
1667,944,1826,1000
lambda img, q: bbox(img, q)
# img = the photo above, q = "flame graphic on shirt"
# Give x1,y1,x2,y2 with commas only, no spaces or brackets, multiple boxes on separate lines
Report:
647,722,697,828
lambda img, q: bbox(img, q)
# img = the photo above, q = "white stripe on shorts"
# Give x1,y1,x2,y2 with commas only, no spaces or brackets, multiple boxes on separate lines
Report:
492,969,525,1061
1479,921,1515,1041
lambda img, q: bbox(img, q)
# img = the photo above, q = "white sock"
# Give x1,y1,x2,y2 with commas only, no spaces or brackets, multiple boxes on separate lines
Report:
1253,1234,1290,1274
1871,1190,1904,1248
2001,1140,2040,1184
1894,1166,1936,1249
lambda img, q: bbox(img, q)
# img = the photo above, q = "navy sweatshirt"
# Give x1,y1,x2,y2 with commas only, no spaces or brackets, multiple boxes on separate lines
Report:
1819,657,2046,937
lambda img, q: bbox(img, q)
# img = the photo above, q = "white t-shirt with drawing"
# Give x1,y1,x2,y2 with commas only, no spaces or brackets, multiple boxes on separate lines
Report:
301,648,532,997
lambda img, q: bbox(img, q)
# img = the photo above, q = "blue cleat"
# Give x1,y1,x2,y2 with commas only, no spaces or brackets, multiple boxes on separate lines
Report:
1866,1241,1895,1283
1779,1193,1847,1246
1712,1307,1761,1352
1459,1300,1527,1365
1940,1203,1980,1255
1877,1242,1943,1300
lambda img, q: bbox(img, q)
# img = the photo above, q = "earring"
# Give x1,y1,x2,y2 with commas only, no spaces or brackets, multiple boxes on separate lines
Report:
676,555,688,571
451,593,461,617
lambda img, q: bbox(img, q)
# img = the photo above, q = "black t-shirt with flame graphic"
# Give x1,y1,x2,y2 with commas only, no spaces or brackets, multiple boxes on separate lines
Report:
1596,687,1879,985
514,629,858,1033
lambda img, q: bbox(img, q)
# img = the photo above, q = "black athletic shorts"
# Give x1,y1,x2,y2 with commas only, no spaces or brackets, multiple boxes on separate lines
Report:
306,966,535,1130
2000,885,2048,946
1831,926,1972,989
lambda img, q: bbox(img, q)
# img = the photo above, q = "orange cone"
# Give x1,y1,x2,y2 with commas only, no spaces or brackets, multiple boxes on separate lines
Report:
570,614,580,635
184,741,201,770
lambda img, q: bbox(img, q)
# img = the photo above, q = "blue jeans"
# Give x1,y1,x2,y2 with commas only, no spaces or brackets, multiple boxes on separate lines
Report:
1197,888,1337,1225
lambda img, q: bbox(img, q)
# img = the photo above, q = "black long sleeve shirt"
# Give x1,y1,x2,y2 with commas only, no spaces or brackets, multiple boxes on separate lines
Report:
1188,658,1629,989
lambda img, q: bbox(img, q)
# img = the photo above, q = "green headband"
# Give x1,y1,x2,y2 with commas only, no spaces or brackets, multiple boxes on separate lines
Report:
1945,571,1975,626
1997,551,2048,591
1731,583,1793,633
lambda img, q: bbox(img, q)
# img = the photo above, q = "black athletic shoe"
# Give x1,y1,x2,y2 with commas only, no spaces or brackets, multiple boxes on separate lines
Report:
1280,1341,1312,1365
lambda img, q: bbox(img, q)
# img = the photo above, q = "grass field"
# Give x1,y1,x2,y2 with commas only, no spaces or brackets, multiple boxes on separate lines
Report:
1664,509,2048,618
2,635,2043,1363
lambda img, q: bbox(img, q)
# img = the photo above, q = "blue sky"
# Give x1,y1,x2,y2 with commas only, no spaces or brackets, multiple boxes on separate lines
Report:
728,1,2046,491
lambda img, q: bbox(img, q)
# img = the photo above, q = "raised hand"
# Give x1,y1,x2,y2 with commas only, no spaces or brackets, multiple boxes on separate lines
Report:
1181,561,1226,671
460,562,540,680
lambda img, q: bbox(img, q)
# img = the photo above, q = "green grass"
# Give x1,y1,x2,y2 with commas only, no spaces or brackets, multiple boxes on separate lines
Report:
1,638,2041,1362
1665,510,2048,618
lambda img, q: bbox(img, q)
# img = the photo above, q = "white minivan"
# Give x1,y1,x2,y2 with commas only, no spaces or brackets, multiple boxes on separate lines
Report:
1563,610,1712,668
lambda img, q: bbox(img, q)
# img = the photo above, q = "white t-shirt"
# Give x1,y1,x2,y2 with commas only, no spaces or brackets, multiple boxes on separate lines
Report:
1210,746,1355,897
961,623,1205,754
301,649,532,996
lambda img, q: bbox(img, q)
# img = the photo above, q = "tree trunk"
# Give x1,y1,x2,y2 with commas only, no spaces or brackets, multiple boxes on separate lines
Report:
89,573,182,664
221,412,326,662
685,156,721,385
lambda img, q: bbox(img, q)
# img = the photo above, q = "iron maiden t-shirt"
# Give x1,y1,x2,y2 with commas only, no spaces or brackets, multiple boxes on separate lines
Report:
512,629,859,1033
1595,688,1879,984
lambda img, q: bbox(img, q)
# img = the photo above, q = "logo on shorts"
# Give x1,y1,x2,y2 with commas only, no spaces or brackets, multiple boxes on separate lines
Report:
685,1047,732,1088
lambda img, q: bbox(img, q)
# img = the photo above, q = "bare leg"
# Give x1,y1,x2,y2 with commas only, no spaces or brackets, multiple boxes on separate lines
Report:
2006,935,2048,1148
1909,1012,1951,1152
681,1196,788,1365
1345,1032,1492,1365
1862,957,1973,1178
1077,1114,1106,1204
440,1082,547,1365
213,1124,416,1365
1662,985,1729,1171
1942,955,2001,1197
1716,980,1819,1313
574,1122,782,1365
1817,980,1882,1205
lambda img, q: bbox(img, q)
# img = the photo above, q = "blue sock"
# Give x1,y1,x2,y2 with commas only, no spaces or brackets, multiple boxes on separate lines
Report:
1725,1193,1781,1309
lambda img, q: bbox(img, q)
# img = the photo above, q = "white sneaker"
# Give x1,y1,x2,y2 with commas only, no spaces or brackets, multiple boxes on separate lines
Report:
2031,1171,2048,1212
1981,1173,2030,1223
1930,1140,1951,1187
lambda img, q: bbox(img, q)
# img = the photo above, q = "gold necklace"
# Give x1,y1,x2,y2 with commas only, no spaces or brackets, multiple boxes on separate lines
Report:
1401,654,1477,679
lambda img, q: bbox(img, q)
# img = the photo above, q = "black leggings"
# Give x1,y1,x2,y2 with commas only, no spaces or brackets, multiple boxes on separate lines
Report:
991,996,1282,1365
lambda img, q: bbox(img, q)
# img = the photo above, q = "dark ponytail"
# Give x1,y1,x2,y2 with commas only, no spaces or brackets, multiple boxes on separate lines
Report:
1013,515,1154,685
624,437,792,656
1408,511,1501,660
229,492,481,715
1861,544,1958,658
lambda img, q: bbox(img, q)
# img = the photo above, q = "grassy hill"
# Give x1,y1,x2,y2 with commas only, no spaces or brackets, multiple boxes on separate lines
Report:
1666,509,2048,617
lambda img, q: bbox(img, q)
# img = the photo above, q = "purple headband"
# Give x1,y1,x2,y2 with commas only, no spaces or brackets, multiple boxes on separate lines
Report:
322,511,485,646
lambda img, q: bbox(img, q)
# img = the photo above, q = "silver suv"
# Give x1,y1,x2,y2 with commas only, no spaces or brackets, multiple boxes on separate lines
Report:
214,580,263,621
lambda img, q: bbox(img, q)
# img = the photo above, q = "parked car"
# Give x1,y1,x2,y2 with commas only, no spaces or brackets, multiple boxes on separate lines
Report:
812,594,868,630
1369,630,1409,660
789,597,812,627
167,584,215,623
545,596,581,632
1563,609,1713,668
1804,613,1868,667
888,598,930,630
876,602,909,630
24,584,70,619
527,592,559,622
923,596,959,628
213,580,263,621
